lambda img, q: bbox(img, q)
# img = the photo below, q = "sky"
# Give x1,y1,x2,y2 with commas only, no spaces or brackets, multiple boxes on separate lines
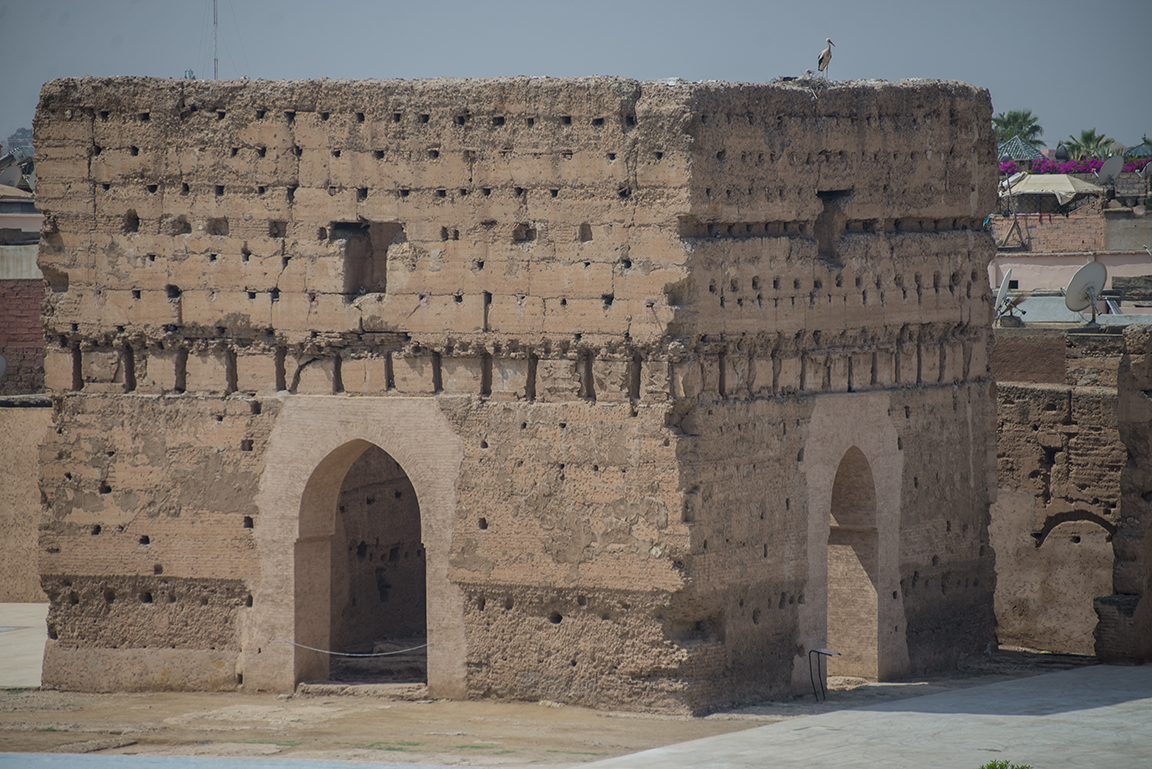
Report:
1,0,1150,150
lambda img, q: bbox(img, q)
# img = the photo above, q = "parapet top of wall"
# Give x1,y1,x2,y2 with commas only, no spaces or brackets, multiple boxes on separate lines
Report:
34,76,995,348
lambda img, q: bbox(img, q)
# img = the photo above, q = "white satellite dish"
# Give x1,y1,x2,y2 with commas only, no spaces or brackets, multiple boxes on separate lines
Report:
1064,261,1108,325
994,269,1012,316
1096,155,1124,187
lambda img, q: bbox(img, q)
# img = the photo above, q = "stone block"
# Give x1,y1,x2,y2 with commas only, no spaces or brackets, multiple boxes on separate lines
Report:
778,356,801,394
490,357,529,400
341,355,390,394
186,349,230,394
536,357,580,402
442,356,483,395
392,352,437,394
44,347,75,392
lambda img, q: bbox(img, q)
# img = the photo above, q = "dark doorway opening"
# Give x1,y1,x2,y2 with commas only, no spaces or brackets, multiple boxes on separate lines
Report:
329,445,426,683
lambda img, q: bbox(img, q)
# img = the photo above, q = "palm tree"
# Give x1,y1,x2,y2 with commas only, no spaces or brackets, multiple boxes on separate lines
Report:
1065,129,1111,160
992,110,1045,147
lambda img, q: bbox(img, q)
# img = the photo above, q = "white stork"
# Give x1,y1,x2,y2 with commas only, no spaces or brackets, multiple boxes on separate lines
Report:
818,38,835,79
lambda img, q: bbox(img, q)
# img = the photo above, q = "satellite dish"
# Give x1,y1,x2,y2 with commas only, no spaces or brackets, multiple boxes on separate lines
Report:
1065,261,1108,325
1097,155,1124,186
995,269,1012,316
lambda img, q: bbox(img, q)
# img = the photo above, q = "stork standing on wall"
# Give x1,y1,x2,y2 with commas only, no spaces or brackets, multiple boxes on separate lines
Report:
818,38,835,79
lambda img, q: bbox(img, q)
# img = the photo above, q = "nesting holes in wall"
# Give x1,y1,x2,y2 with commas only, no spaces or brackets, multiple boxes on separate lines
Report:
503,597,514,610
99,110,110,121
436,189,447,198
269,220,287,238
478,518,488,530
216,110,226,121
373,150,385,160
240,439,254,452
243,516,254,529
399,188,410,197
139,535,150,545
207,217,229,236
91,525,102,536
548,611,563,624
146,184,158,194
141,591,153,604
492,115,505,126
129,145,140,157
99,482,112,494
357,188,367,201
482,187,491,196
454,112,471,126
914,476,919,489
931,554,939,566
897,437,903,450
419,113,430,123
654,151,664,160
104,588,116,604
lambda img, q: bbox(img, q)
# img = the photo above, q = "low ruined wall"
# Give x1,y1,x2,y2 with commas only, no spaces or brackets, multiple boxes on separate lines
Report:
992,328,1124,654
989,206,1105,253
0,403,51,601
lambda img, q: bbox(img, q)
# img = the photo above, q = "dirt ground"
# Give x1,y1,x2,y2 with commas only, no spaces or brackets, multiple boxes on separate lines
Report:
0,649,1096,767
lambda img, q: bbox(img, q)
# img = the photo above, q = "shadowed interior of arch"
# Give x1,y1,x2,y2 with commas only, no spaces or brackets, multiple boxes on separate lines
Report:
328,444,427,683
827,445,879,678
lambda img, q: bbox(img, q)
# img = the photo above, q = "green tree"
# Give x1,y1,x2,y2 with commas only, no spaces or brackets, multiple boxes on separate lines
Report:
3,127,32,154
992,110,1045,147
1065,128,1111,160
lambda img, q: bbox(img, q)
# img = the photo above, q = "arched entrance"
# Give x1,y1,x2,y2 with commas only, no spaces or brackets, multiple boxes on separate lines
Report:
827,446,879,678
329,445,427,682
247,397,465,696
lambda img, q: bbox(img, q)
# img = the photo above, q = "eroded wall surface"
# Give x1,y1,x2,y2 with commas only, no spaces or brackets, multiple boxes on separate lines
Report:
991,328,1124,654
0,405,51,601
34,76,997,712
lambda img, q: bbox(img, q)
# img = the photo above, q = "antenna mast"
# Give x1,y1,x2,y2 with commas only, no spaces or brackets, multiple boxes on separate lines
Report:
213,0,218,80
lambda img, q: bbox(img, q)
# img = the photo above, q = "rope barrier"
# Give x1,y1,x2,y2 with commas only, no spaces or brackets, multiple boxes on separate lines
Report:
280,639,429,657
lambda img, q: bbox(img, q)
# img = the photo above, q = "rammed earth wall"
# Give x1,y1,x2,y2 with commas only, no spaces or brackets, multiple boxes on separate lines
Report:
34,76,998,713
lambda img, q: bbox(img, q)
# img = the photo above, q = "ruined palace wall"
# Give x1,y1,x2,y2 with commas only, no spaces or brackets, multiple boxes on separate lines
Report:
1097,325,1152,663
991,328,1124,654
662,81,997,688
0,405,51,601
34,77,998,711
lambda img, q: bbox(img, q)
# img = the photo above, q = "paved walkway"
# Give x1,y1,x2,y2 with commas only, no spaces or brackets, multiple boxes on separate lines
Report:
586,663,1152,769
4,602,1151,768
0,603,47,689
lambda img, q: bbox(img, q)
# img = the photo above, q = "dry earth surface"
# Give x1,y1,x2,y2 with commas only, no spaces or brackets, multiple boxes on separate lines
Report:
0,649,1096,767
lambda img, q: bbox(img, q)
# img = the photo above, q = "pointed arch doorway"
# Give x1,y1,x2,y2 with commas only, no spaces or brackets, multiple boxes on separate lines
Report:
246,396,466,697
826,446,879,678
328,444,427,682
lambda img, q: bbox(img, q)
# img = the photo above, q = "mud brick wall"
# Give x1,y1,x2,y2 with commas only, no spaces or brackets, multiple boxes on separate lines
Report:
0,405,52,601
1096,325,1152,663
0,278,46,395
34,76,998,713
991,328,1125,654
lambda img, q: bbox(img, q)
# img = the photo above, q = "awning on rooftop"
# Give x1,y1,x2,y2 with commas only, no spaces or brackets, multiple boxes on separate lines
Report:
999,173,1104,205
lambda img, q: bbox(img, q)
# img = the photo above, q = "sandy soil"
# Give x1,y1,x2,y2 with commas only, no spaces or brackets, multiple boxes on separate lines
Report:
0,649,1096,767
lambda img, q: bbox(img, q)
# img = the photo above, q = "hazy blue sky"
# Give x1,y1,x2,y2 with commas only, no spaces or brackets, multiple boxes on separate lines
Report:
1,0,1150,149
